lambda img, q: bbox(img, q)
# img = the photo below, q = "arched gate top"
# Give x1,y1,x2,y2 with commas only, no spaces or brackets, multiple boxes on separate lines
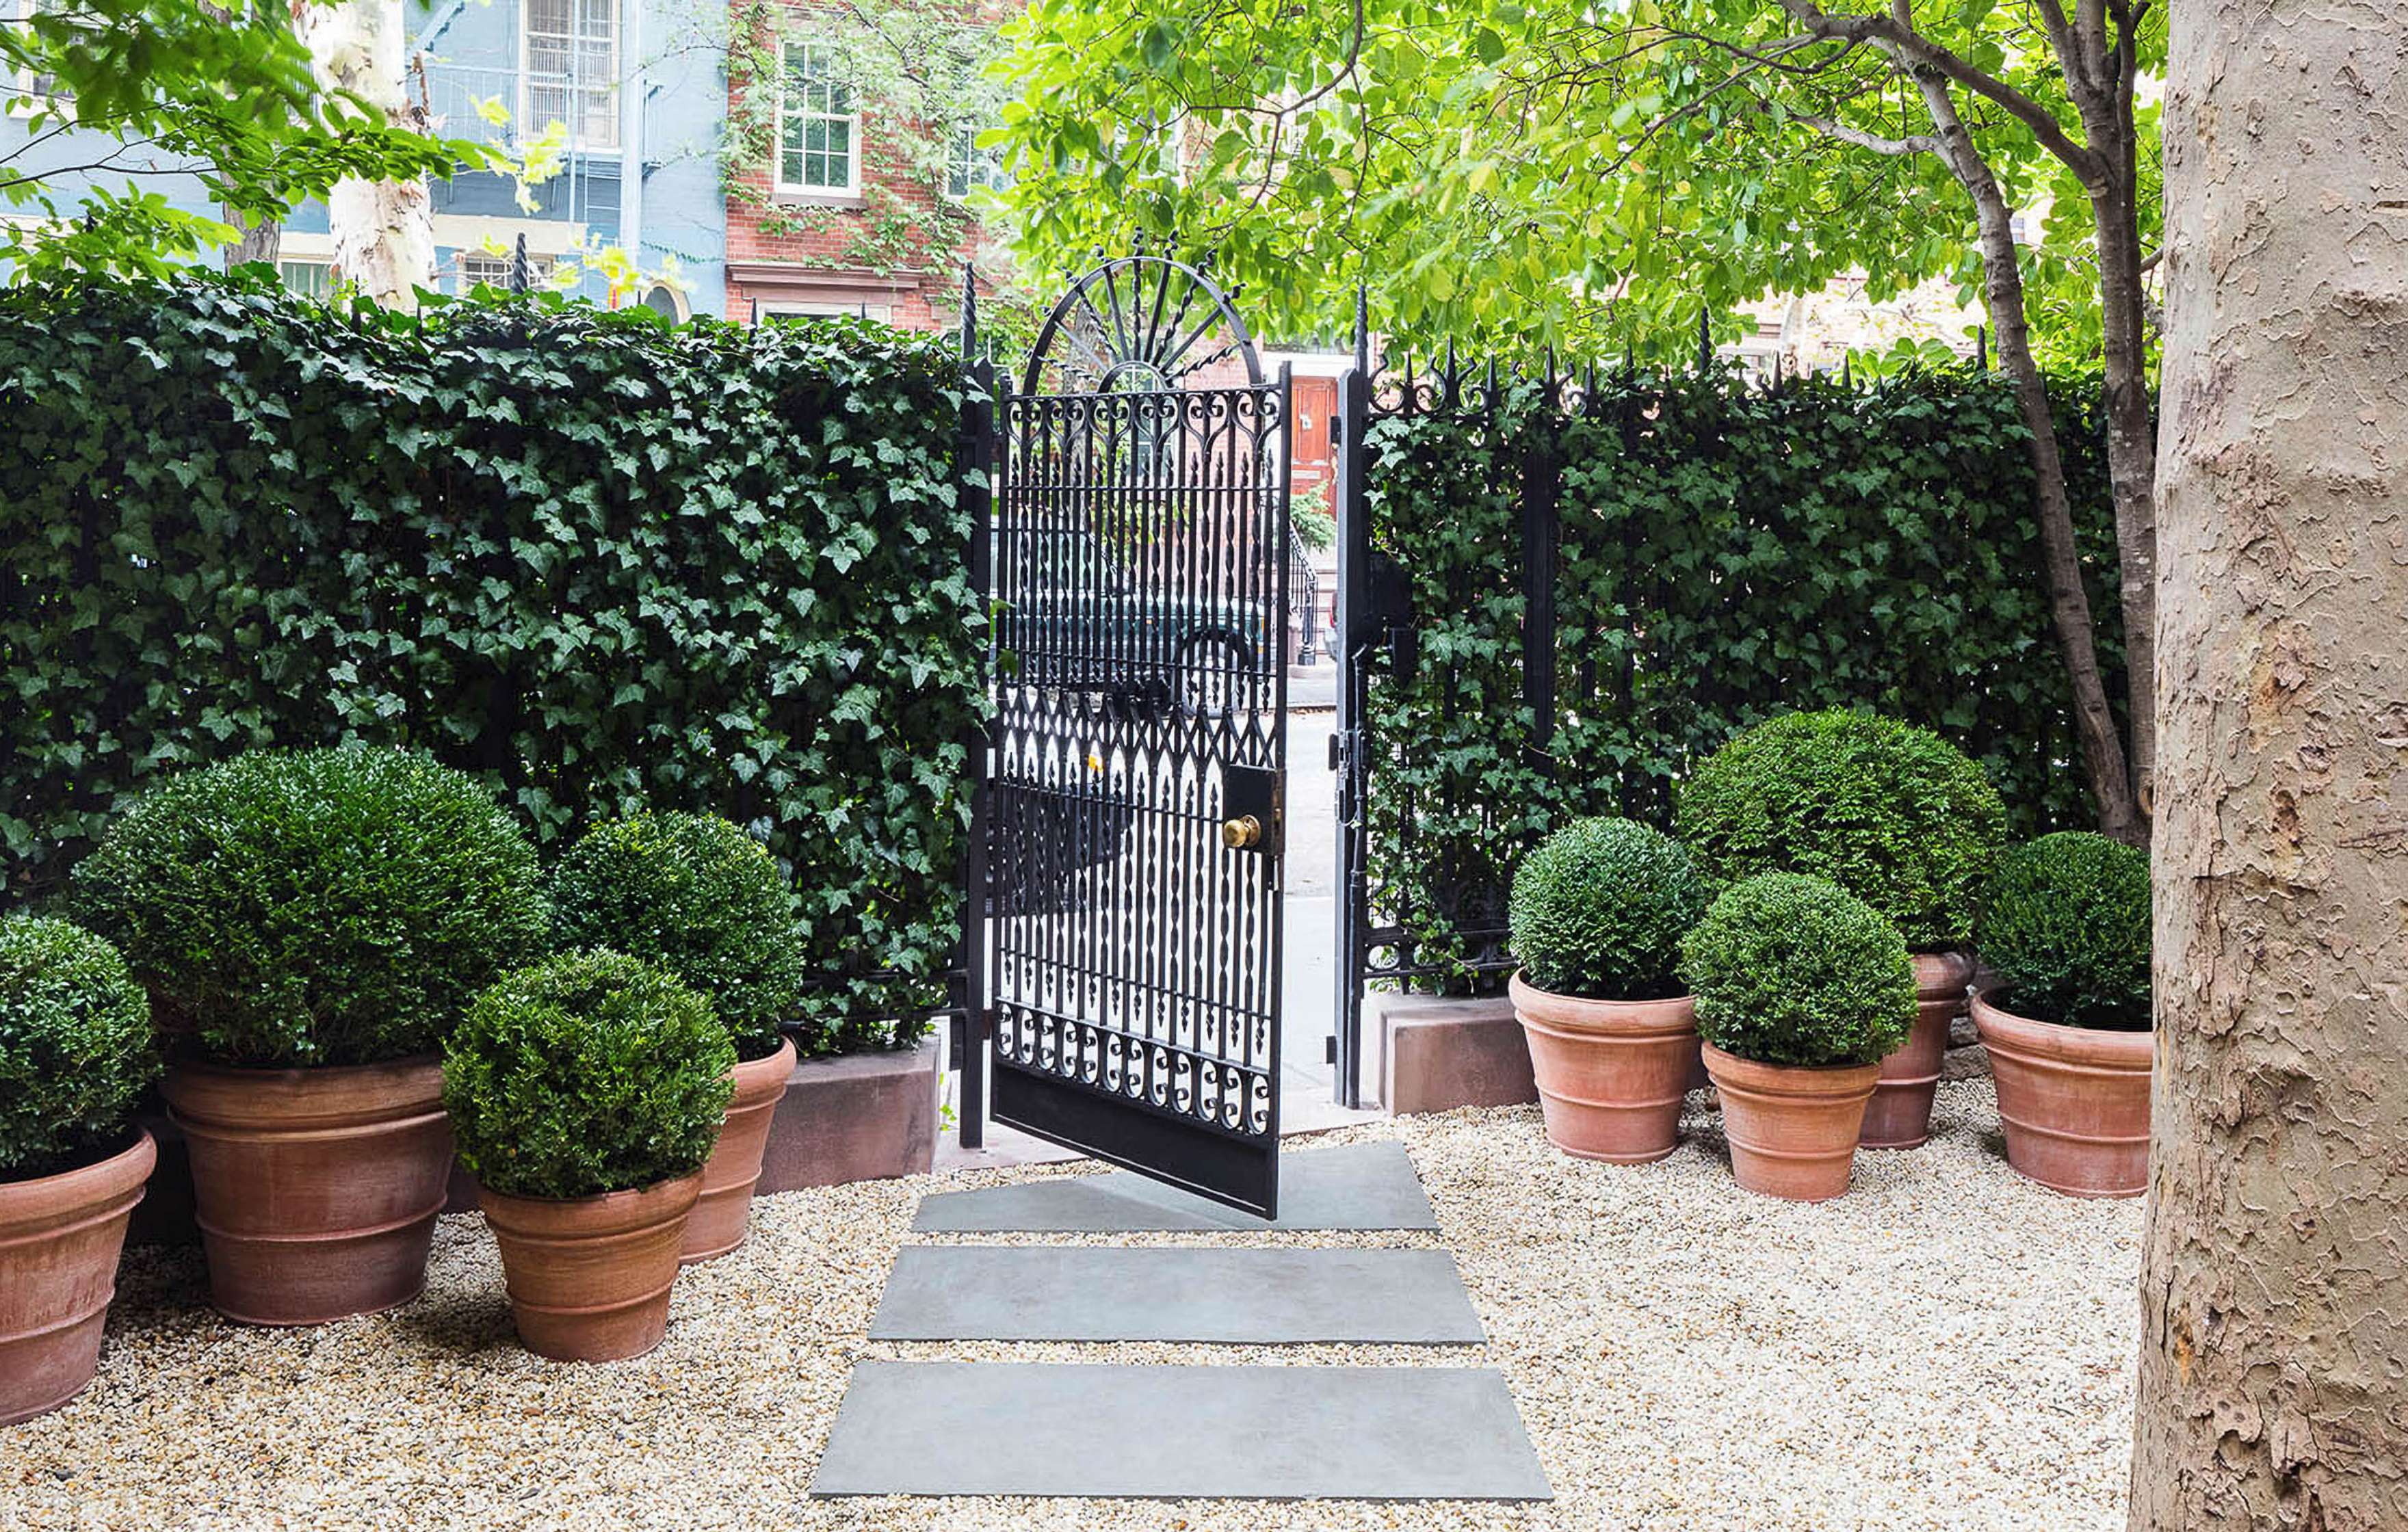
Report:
1020,250,1264,397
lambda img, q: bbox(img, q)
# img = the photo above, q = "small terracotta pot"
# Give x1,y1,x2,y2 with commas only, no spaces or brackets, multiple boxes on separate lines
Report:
681,1035,796,1263
1701,1043,1882,1202
481,1173,701,1362
0,1130,156,1426
1508,974,1697,1164
1861,950,1976,1150
1972,990,2154,1198
162,1056,452,1325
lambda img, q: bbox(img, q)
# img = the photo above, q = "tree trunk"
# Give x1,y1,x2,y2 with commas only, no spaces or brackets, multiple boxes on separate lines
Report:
294,0,432,308
2091,164,2158,823
224,211,281,269
2132,5,2408,1529
1905,62,2143,843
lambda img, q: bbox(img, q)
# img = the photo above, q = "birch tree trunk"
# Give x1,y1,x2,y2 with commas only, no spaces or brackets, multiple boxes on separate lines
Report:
2132,3,2408,1527
293,0,432,308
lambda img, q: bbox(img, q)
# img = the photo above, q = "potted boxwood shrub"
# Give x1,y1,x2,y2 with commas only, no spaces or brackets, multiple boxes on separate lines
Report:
445,951,734,1362
1675,709,2005,1150
0,916,160,1425
548,810,806,1262
1506,817,1710,1163
1972,832,2154,1197
1678,873,1918,1201
71,748,546,1325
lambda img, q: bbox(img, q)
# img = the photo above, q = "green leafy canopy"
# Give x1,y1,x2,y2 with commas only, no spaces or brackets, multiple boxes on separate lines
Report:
991,0,2162,369
3,0,488,278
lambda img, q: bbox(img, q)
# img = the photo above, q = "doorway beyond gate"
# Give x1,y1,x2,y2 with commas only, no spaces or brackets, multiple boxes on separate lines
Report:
960,252,1293,1219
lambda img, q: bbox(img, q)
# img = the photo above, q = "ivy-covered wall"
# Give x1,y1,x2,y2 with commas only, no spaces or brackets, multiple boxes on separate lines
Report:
1361,365,2125,988
0,274,984,1052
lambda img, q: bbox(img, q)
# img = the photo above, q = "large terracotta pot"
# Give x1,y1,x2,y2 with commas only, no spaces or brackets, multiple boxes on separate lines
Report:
680,1035,796,1263
481,1172,701,1362
161,1056,452,1325
1972,990,2154,1198
1508,974,1697,1164
1701,1043,1882,1202
0,1130,156,1426
1861,950,1976,1149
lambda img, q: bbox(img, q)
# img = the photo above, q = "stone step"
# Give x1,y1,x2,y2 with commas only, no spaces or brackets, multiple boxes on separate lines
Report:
911,1141,1438,1234
809,1362,1552,1501
870,1245,1484,1345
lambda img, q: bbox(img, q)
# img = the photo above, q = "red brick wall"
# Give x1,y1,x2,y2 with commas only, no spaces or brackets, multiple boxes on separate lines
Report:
721,3,984,328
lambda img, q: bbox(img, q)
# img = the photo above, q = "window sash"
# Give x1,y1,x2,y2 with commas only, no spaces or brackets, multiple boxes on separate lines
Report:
776,42,859,194
521,0,618,150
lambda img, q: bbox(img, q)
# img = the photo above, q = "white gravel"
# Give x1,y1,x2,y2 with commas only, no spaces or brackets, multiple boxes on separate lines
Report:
1,1079,2140,1532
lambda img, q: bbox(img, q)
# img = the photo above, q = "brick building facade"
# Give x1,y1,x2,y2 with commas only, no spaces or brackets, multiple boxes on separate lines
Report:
719,5,998,328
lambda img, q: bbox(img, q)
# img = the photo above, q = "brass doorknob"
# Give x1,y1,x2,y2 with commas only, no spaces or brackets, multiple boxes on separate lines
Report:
1220,815,1264,849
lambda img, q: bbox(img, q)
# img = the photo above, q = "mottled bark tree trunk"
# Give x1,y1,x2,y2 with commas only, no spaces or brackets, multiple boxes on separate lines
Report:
2132,5,2408,1529
294,0,432,308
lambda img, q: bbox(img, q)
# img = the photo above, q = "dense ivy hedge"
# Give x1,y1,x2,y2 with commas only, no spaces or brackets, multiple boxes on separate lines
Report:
1363,365,2124,989
0,273,984,1053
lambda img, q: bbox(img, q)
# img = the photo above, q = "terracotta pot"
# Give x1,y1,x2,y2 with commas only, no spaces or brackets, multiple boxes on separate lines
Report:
0,1130,156,1426
1861,950,1976,1150
1972,990,2154,1198
1508,974,1696,1164
681,1035,796,1263
161,1056,452,1325
1701,1043,1882,1202
481,1173,701,1362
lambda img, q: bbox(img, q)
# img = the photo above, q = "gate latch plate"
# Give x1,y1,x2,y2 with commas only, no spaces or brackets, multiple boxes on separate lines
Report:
1221,765,1282,857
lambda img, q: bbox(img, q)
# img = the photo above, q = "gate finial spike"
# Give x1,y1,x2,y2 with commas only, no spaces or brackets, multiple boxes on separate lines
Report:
1353,282,1370,375
959,261,979,366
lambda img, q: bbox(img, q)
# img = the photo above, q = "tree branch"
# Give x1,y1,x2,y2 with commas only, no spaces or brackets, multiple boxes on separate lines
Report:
1777,0,2108,184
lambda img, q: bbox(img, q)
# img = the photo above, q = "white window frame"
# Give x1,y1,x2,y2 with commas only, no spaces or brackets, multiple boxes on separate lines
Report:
458,250,560,292
520,0,619,153
775,40,861,198
10,0,66,107
278,259,336,299
945,122,1005,202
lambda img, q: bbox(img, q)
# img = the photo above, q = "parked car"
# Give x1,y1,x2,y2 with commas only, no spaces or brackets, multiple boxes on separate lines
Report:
995,520,1274,718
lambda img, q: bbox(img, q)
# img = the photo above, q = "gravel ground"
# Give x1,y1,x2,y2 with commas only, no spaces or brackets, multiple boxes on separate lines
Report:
2,1080,2140,1532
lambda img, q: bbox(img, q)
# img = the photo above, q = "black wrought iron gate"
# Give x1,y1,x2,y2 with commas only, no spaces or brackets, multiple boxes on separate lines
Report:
970,253,1291,1219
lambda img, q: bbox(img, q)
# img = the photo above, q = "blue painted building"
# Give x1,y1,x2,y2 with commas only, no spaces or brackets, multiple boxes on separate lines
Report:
5,0,734,315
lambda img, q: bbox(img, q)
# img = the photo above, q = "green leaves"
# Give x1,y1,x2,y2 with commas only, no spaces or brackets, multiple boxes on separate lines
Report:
2,272,985,1057
0,914,159,1178
1679,871,1918,1068
1,0,485,278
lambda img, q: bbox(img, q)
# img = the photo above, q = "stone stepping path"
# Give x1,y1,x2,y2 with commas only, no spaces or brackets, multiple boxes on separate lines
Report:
811,1362,1552,1501
912,1140,1439,1232
815,1141,1550,1502
870,1246,1487,1344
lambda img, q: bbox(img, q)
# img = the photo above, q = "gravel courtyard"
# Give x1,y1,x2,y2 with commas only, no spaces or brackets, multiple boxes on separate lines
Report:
3,1080,2141,1532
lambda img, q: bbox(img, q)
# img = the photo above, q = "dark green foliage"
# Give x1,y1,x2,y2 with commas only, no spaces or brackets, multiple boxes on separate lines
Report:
0,272,984,1055
1977,832,2151,1031
1507,817,1705,1000
1674,709,2007,950
1678,873,1917,1068
445,951,735,1200
69,747,547,1068
1362,367,2123,988
0,915,159,1178
548,811,807,1058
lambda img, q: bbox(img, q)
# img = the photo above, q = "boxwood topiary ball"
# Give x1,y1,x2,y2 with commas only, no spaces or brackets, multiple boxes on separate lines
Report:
0,915,160,1180
68,747,548,1069
1508,817,1707,1001
1976,832,2151,1031
1678,872,1918,1068
444,950,736,1202
1674,709,2006,950
547,811,804,1059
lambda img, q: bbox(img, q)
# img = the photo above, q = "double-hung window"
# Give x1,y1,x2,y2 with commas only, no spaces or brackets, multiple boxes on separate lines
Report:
523,0,618,150
945,122,1005,200
777,42,858,196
